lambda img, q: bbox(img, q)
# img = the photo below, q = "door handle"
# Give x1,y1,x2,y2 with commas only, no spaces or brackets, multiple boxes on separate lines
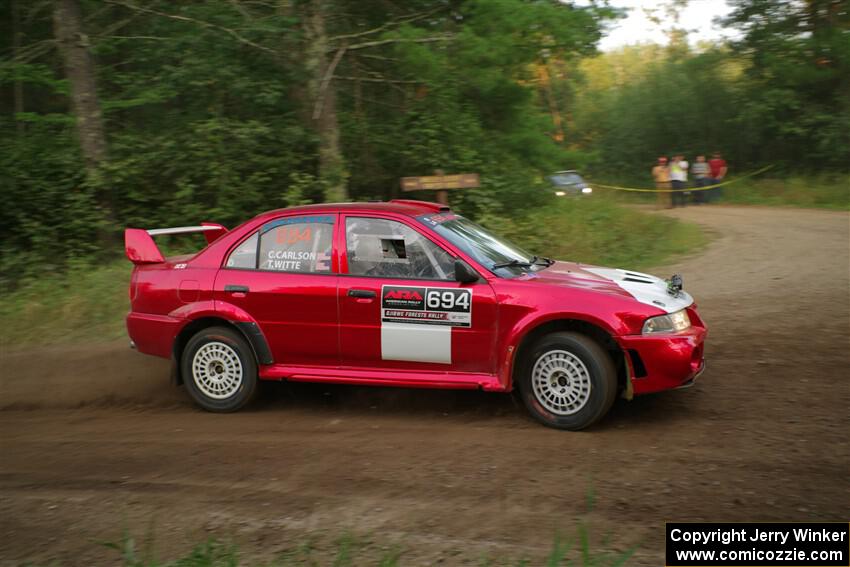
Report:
347,289,376,299
225,284,250,294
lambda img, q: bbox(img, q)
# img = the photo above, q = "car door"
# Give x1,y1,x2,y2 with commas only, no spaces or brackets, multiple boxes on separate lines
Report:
338,214,498,375
215,214,339,368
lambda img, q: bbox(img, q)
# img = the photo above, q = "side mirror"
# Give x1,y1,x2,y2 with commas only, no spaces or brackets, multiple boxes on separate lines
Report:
454,259,480,283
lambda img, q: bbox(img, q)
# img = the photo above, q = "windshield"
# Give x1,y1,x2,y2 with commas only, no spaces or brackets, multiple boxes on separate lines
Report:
417,213,541,277
549,172,583,186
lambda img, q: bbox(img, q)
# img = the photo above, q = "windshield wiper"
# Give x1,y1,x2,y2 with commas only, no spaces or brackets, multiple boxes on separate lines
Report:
492,258,534,270
493,255,554,270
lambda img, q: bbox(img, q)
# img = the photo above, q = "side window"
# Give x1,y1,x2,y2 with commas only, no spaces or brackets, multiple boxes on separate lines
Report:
345,217,455,280
226,233,259,269
258,216,334,273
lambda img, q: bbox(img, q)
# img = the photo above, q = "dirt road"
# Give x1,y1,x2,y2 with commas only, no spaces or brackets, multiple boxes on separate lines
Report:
2,206,848,565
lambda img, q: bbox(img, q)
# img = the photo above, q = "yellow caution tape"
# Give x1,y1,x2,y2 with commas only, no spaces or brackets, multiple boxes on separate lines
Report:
589,164,775,193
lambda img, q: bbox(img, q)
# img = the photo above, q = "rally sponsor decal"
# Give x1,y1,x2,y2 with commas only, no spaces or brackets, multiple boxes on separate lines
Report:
257,217,334,273
381,285,472,327
380,285,472,363
418,212,459,227
260,215,335,233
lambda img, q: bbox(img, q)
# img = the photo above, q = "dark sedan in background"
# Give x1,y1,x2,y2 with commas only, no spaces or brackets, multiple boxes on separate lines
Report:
548,170,592,196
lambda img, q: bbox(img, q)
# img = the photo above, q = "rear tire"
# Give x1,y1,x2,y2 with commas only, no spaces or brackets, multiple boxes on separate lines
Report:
517,332,617,430
181,326,258,412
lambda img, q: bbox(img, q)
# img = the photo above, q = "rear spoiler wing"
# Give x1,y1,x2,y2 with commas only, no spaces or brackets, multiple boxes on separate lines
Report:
124,223,227,265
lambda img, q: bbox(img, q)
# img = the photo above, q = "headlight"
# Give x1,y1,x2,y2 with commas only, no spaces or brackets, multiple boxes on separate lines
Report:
554,191,566,197
581,187,593,194
642,309,691,334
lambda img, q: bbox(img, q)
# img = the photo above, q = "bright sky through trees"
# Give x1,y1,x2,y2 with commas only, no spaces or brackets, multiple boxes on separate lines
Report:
589,0,737,50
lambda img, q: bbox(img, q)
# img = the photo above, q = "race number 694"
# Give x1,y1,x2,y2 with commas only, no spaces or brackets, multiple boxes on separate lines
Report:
425,289,471,311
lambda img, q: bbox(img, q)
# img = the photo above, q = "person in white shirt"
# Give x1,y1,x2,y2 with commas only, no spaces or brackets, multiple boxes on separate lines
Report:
691,155,710,204
670,155,689,207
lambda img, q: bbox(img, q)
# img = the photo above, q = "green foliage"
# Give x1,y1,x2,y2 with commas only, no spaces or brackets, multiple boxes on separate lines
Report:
586,174,850,211
0,260,130,347
720,175,850,210
721,0,850,168
96,524,635,566
567,0,849,177
337,0,615,215
3,0,840,288
104,118,316,230
489,197,706,271
104,533,241,567
569,45,752,174
0,0,616,283
0,119,105,287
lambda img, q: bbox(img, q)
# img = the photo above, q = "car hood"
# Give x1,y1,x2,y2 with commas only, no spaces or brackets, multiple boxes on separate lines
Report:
520,261,694,314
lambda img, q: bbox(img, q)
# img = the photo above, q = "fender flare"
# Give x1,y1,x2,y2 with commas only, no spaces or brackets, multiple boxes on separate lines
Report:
499,311,622,389
170,301,274,369
230,321,274,365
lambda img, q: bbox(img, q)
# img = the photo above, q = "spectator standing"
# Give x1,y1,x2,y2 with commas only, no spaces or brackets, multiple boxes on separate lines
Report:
708,152,728,201
670,154,689,207
652,157,671,209
692,155,710,204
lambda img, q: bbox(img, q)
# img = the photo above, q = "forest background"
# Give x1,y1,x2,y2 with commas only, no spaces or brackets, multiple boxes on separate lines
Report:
1,0,847,291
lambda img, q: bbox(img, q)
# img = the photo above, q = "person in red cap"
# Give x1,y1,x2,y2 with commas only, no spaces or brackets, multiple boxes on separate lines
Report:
652,156,672,209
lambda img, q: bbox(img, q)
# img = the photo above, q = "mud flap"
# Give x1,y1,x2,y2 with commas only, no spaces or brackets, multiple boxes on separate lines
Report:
621,354,634,401
170,357,183,386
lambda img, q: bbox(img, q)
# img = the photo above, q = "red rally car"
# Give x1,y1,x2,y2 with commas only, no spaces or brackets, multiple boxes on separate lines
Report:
125,200,706,430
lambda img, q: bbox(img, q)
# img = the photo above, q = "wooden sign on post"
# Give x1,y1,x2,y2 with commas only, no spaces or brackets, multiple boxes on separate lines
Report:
400,171,480,205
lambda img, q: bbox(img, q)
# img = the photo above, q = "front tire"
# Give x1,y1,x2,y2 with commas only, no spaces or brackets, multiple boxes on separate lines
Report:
517,332,617,430
182,326,258,412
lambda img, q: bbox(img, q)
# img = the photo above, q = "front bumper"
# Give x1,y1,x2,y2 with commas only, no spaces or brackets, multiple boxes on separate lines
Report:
616,307,707,395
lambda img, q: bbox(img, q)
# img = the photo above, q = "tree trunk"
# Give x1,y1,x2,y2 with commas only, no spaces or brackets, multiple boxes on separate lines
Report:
12,0,24,135
53,0,115,249
53,0,107,171
301,0,348,201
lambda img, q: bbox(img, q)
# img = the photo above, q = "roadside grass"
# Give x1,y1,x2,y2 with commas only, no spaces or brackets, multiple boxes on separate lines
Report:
0,197,705,349
486,196,706,271
587,174,849,210
719,176,849,210
102,524,636,566
0,261,131,348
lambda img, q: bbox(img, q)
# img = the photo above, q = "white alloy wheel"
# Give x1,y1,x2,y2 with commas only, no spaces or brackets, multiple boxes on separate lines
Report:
531,349,592,415
191,341,243,400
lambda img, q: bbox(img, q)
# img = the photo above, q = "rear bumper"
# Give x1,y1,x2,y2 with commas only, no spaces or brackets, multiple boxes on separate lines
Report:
126,312,181,359
617,319,707,396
